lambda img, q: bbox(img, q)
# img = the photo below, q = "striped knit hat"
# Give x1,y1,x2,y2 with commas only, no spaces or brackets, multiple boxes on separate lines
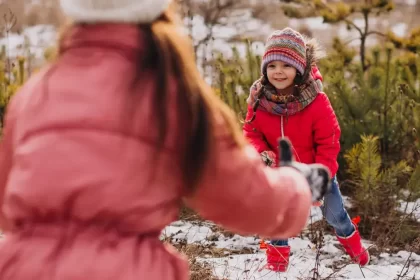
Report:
261,28,306,75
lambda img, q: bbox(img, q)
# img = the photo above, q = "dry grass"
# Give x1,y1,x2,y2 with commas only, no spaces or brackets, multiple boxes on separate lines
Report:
167,208,261,280
166,233,257,280
0,1,24,32
173,242,221,280
163,232,227,280
179,206,204,222
0,0,63,34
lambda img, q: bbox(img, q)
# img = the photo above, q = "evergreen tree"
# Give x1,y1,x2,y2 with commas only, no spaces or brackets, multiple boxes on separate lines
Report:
319,40,420,167
388,26,420,54
214,41,262,122
0,48,27,131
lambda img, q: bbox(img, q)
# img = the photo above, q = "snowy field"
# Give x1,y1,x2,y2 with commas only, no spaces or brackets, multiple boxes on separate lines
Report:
162,203,420,280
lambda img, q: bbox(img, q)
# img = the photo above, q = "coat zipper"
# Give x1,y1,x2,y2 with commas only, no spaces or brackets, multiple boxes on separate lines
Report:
281,115,301,162
281,115,285,138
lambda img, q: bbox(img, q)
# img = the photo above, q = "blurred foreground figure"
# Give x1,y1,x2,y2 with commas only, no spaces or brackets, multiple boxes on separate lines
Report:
0,1,329,279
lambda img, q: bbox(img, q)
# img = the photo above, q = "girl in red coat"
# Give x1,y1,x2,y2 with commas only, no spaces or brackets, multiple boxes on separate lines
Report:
243,27,370,272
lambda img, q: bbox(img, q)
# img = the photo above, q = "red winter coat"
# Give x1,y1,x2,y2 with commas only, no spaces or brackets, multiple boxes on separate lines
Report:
243,92,341,177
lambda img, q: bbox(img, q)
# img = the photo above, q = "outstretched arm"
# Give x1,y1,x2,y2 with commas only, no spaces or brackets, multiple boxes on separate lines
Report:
184,119,312,239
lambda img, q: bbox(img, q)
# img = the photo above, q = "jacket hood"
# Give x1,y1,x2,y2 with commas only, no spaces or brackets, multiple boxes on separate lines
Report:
300,37,326,84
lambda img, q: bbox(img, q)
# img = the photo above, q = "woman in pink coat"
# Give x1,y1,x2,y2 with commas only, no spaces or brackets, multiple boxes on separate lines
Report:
0,1,329,279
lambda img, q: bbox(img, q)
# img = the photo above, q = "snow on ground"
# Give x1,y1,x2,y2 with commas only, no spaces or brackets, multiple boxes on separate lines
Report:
184,12,271,85
162,210,420,280
0,24,56,60
186,11,272,59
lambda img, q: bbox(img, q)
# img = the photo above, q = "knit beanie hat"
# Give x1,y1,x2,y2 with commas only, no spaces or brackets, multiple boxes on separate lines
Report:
261,28,307,75
59,0,171,24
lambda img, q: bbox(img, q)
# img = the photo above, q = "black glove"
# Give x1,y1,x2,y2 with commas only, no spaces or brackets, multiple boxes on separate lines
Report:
277,137,332,202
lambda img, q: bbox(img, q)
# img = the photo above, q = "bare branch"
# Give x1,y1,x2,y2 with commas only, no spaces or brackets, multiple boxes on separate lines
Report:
366,30,387,37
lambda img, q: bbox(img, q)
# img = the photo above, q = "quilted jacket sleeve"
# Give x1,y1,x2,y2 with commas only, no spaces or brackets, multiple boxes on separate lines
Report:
312,93,341,177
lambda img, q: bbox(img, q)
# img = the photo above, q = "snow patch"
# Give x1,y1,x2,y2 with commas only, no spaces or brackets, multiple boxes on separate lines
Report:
163,221,420,280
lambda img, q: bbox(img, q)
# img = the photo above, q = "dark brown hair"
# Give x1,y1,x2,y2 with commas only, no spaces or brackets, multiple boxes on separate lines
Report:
137,5,245,192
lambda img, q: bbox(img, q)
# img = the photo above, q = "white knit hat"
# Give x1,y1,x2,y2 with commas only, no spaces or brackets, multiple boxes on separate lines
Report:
59,0,172,24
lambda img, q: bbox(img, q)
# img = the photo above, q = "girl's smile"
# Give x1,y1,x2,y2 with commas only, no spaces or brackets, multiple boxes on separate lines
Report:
266,61,297,90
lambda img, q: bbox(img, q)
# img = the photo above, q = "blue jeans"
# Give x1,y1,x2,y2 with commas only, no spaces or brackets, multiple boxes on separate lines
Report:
271,177,355,246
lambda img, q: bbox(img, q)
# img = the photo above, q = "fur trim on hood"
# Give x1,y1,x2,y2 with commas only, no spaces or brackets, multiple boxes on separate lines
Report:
299,37,326,85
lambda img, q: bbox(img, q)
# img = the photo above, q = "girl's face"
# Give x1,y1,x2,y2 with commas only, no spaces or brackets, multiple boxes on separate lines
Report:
266,61,297,90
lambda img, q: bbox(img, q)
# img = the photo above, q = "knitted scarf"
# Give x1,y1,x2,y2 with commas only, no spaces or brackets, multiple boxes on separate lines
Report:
247,73,323,116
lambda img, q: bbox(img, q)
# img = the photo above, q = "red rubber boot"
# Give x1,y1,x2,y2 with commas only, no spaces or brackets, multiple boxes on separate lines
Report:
336,216,370,266
265,244,290,272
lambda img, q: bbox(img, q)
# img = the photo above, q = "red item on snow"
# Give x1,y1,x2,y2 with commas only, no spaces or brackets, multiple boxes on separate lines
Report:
259,239,268,249
336,216,370,266
265,244,290,272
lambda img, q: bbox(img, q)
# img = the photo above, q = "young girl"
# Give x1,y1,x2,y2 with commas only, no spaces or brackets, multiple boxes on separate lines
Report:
243,27,370,272
0,1,331,280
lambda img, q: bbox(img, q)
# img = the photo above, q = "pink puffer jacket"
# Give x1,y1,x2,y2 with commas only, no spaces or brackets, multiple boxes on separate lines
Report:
0,24,311,280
